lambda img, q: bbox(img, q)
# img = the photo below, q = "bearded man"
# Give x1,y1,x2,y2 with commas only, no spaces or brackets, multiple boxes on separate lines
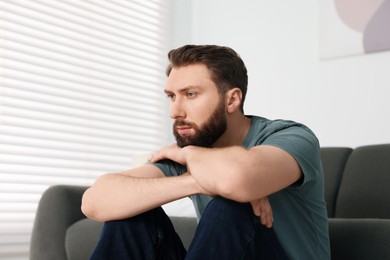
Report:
82,45,330,260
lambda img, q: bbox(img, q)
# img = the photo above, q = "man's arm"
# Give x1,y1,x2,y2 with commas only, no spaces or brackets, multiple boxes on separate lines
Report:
81,165,204,222
188,145,302,202
151,144,302,203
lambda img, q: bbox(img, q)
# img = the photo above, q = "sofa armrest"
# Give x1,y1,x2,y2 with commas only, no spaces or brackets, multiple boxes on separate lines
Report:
30,185,89,260
329,218,390,260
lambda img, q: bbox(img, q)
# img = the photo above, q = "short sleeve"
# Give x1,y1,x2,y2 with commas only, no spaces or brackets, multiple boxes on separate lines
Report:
150,159,187,177
262,126,322,185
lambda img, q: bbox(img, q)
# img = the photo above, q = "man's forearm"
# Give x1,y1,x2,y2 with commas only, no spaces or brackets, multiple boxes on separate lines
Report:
185,145,249,200
185,145,302,203
81,171,199,222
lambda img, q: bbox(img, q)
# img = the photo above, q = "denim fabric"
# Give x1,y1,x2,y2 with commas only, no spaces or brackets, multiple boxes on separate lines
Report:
186,196,288,259
90,207,186,260
90,197,288,260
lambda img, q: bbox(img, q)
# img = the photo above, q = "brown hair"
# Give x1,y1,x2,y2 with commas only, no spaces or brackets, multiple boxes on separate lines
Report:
166,45,248,112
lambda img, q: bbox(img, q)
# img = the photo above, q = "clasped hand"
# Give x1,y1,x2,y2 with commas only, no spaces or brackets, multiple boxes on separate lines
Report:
150,144,187,165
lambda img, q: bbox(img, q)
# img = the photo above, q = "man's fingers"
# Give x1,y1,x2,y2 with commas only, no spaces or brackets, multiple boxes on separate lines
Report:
251,200,261,216
251,197,273,228
259,198,273,228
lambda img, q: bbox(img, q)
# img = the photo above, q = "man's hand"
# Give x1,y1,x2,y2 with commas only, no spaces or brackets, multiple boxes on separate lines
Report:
150,144,188,165
250,197,273,228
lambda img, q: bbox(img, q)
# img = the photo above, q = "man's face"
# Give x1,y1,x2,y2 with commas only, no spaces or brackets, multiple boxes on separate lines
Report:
164,64,227,148
173,97,227,147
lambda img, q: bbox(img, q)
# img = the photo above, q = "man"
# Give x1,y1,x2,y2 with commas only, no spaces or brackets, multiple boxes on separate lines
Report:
82,45,330,259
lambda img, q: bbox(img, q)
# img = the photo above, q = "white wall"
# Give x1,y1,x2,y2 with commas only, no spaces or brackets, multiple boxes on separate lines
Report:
170,0,390,148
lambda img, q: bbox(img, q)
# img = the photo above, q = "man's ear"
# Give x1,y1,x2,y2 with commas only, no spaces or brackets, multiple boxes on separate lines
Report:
226,88,243,113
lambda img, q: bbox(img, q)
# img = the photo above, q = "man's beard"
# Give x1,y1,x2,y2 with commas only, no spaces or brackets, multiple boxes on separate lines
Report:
173,99,227,148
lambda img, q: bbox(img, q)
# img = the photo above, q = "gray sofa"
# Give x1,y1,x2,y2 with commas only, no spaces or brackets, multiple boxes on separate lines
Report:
30,144,390,260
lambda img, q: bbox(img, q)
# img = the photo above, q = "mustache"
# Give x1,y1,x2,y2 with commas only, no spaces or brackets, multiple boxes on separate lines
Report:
174,119,196,128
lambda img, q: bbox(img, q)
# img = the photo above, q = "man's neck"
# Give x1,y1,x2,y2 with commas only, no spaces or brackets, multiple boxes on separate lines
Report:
213,114,251,148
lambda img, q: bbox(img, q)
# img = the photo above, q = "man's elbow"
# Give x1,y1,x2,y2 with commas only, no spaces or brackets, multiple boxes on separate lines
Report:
216,176,253,203
81,188,106,222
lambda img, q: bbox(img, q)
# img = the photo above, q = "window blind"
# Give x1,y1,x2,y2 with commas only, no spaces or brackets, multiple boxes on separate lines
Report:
0,0,171,258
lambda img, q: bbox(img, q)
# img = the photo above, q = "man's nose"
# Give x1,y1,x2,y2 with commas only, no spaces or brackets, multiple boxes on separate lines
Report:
170,99,186,119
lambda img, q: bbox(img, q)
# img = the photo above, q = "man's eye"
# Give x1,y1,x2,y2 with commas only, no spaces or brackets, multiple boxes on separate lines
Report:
187,92,197,98
166,94,175,101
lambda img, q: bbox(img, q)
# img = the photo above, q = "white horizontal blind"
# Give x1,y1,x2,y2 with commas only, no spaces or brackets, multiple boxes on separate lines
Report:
0,0,170,259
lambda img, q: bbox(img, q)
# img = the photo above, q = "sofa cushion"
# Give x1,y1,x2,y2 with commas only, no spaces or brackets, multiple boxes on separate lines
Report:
320,147,352,217
335,144,390,218
170,216,197,250
329,218,390,260
66,218,103,260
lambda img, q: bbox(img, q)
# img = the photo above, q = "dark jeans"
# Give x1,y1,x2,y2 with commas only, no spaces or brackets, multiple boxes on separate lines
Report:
90,197,288,259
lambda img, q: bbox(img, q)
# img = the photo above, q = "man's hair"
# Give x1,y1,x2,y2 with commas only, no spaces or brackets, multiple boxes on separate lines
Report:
166,45,248,112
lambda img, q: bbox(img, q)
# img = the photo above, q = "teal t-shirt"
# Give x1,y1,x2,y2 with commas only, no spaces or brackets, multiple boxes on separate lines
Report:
153,116,330,260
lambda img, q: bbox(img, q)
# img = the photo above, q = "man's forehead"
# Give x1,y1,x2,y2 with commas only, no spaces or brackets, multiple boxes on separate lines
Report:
165,65,215,93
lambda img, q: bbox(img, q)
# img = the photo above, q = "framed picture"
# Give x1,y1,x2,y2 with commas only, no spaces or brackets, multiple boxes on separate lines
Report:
319,0,390,59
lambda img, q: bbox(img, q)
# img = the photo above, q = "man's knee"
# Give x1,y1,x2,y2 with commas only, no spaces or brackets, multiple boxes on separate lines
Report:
201,196,253,224
101,207,170,237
